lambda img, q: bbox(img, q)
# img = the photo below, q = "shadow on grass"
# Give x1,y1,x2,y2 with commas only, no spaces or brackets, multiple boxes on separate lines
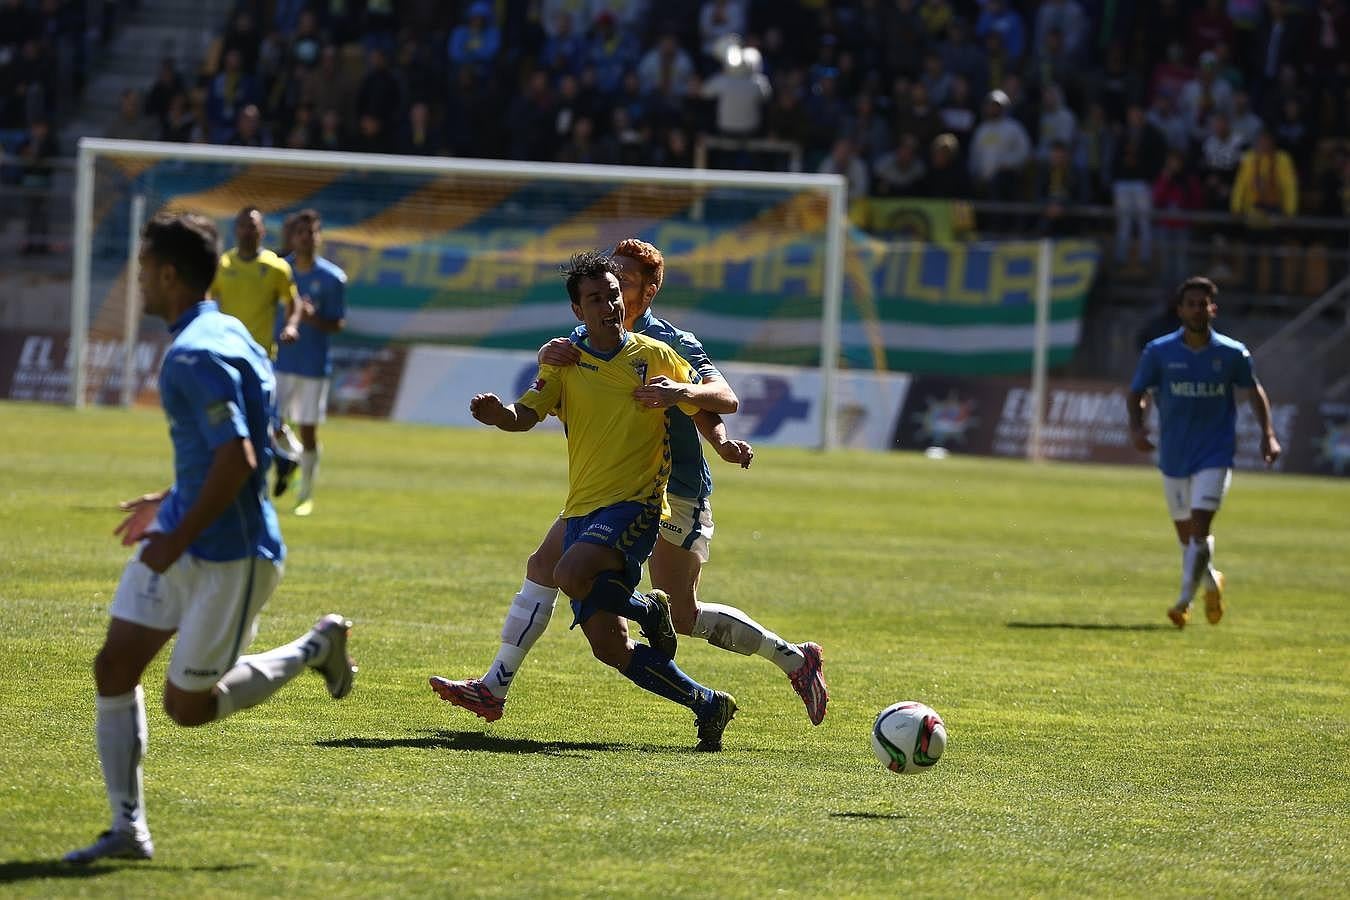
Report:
0,860,255,884
316,730,692,756
1006,622,1170,632
829,812,908,820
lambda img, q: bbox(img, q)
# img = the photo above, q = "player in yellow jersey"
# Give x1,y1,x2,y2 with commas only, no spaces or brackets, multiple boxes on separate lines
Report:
210,206,305,495
450,251,737,751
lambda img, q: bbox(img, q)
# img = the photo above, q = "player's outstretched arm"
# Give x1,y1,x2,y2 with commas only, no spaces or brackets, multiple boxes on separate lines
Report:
139,439,256,572
114,489,170,546
1126,390,1155,452
693,410,753,469
470,393,540,432
1248,381,1281,466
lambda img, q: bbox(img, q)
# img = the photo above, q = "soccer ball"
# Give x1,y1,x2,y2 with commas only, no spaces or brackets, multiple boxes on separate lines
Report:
871,701,946,774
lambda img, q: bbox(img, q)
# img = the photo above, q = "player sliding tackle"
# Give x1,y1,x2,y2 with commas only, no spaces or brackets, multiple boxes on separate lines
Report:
431,239,826,731
445,250,737,750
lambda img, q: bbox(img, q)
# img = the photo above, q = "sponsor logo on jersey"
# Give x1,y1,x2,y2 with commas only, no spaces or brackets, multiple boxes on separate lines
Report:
1169,381,1226,398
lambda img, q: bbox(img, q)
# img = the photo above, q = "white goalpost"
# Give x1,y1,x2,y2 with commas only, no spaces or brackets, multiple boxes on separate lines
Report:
71,138,850,449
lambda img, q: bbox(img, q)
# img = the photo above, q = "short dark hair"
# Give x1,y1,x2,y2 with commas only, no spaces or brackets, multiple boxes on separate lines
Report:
235,205,262,222
141,212,219,293
560,250,616,304
291,208,322,230
1176,275,1218,304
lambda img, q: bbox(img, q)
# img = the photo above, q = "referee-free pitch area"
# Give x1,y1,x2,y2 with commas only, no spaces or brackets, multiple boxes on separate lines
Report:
1,401,1346,897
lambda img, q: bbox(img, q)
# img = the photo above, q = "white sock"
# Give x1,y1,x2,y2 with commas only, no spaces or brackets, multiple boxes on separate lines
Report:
692,602,806,675
278,423,302,460
298,449,319,501
482,579,558,699
214,629,326,719
95,686,150,839
1203,534,1218,589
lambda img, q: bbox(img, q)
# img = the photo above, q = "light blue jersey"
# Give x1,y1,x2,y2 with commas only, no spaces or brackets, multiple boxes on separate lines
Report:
572,308,722,500
158,300,284,563
1130,328,1257,478
275,255,346,377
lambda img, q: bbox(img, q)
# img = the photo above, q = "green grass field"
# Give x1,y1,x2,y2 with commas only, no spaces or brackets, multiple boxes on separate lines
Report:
1,400,1346,898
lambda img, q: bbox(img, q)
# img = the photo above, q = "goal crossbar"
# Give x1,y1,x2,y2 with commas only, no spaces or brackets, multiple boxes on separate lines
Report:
72,138,849,449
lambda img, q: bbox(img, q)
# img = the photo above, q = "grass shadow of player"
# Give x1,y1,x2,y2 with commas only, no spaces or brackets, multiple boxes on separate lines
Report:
1006,622,1171,632
828,812,908,821
316,730,693,756
0,860,252,885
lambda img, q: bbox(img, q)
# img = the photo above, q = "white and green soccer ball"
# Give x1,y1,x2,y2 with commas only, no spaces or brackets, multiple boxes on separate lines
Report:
871,701,946,774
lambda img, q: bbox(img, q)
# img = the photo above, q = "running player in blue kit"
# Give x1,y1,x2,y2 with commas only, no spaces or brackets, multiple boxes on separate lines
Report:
1127,276,1282,628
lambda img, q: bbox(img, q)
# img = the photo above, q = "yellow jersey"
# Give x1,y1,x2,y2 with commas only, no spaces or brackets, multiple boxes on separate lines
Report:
209,248,299,351
517,332,700,519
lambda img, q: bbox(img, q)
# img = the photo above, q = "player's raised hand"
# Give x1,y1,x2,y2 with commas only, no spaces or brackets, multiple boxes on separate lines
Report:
1261,431,1282,467
538,338,580,367
470,392,508,426
716,439,754,469
633,375,688,409
114,492,165,546
1129,425,1155,453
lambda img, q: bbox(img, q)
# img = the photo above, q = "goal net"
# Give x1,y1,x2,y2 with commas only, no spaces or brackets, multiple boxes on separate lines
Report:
72,138,849,445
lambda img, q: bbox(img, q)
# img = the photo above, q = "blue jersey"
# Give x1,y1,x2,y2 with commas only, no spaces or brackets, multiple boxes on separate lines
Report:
158,301,284,563
1130,328,1257,477
275,256,346,377
572,308,722,500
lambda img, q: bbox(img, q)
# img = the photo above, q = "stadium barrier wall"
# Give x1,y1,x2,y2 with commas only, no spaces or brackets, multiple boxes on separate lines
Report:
390,345,911,452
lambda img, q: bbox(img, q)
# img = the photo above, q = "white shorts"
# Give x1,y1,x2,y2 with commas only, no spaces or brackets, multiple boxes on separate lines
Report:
659,493,715,563
1162,468,1232,521
276,372,329,425
110,545,283,692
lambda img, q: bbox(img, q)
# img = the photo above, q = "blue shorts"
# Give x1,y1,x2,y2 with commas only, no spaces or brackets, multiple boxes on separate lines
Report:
562,500,661,625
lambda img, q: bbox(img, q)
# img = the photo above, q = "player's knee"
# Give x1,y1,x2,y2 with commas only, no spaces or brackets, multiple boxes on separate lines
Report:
527,550,558,588
588,637,628,670
162,691,214,728
669,599,698,636
93,647,137,695
552,561,587,600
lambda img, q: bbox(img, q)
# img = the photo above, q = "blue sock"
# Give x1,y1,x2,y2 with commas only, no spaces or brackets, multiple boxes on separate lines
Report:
583,573,653,623
622,644,714,712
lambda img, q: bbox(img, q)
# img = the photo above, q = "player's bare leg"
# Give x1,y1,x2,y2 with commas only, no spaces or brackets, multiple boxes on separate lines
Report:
651,539,827,725
1169,509,1221,627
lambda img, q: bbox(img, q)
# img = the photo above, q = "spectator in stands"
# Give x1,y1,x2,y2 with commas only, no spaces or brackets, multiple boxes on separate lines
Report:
1149,42,1194,109
1188,0,1234,62
285,10,322,70
399,101,443,156
883,0,927,80
1152,149,1205,288
9,38,53,126
873,134,927,197
1229,89,1265,147
1253,2,1299,98
1037,140,1086,236
938,17,984,93
1316,145,1350,219
17,118,57,255
1024,27,1074,105
897,82,943,155
160,91,197,142
976,0,1026,63
1231,128,1298,220
817,136,869,202
506,70,557,161
1179,52,1234,142
144,58,182,128
921,132,971,199
1076,100,1117,204
207,49,260,143
445,63,502,158
356,46,402,133
448,1,501,80
541,9,586,79
1200,112,1246,210
349,111,393,154
979,33,1012,108
699,0,745,61
846,92,891,164
938,74,977,153
919,52,952,108
302,45,351,123
605,107,648,166
1111,103,1167,268
1036,84,1076,162
315,108,344,152
1149,91,1192,154
652,125,693,167
762,71,811,149
701,44,771,138
557,114,610,164
804,68,846,157
1272,97,1314,172
1034,0,1087,61
394,37,438,110
1308,0,1350,128
221,9,262,76
229,104,268,148
919,0,954,44
968,89,1030,201
589,10,638,96
638,33,695,98
105,88,155,141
